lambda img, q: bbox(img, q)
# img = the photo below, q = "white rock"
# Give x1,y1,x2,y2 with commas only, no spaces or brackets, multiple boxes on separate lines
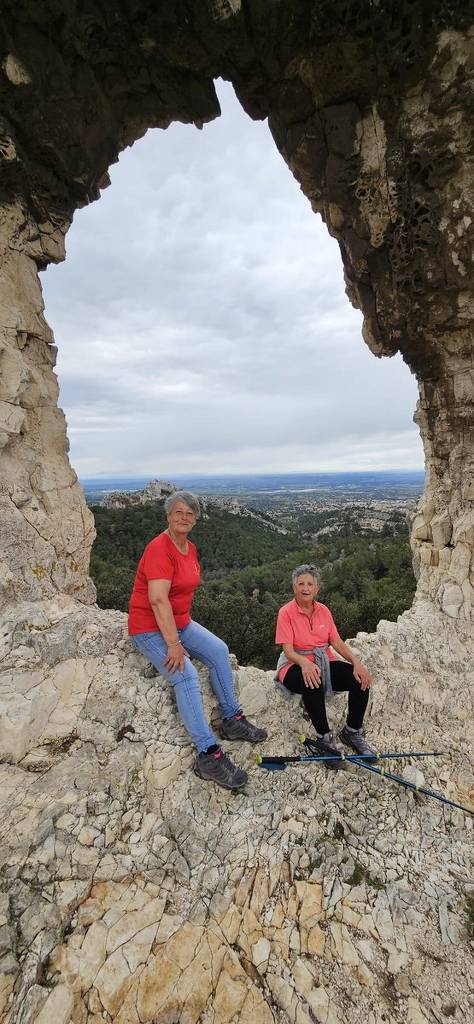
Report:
32,983,74,1024
251,937,271,970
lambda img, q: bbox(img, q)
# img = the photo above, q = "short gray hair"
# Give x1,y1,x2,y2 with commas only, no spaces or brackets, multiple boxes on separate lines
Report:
292,564,319,585
164,490,201,519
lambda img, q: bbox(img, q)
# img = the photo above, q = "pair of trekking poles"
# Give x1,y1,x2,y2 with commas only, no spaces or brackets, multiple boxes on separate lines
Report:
256,737,474,816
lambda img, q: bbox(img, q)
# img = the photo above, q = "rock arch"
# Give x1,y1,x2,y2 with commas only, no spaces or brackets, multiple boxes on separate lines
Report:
1,10,474,1024
0,1,473,617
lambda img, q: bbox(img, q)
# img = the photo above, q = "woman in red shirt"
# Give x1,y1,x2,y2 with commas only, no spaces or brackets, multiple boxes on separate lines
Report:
129,490,266,790
275,564,376,763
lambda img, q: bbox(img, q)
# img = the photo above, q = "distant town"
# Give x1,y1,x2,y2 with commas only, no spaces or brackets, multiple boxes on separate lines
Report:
84,471,424,539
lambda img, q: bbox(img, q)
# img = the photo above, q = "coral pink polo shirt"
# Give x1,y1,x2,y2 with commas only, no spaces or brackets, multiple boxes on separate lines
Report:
275,599,341,682
128,532,201,635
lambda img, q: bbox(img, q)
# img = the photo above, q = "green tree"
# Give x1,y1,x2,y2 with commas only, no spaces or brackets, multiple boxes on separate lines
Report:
89,502,416,668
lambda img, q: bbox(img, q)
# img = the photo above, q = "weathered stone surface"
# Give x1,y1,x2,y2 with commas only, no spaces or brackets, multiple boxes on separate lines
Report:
0,597,128,762
0,4,473,1021
32,984,74,1024
0,598,472,1023
0,198,96,607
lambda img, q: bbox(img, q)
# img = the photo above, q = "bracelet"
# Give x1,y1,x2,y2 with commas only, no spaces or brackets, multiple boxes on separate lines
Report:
168,640,181,648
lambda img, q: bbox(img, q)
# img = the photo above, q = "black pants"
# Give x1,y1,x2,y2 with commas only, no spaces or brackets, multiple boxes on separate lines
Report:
283,660,369,735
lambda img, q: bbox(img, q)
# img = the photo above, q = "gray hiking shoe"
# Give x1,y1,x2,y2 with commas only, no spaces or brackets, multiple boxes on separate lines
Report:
339,725,377,761
314,730,346,768
193,748,248,790
219,713,267,744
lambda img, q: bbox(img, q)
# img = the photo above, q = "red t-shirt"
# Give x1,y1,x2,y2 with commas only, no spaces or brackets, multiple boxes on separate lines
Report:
275,599,341,682
128,532,201,635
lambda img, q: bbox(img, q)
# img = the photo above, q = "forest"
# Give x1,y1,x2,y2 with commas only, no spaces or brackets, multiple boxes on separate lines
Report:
90,500,416,668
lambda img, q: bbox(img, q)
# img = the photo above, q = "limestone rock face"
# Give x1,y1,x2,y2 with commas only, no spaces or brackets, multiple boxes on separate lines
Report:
0,2,473,616
0,599,473,1024
1,11,473,1022
0,203,96,609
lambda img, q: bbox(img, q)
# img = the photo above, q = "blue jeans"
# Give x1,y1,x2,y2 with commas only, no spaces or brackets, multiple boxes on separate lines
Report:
132,620,241,754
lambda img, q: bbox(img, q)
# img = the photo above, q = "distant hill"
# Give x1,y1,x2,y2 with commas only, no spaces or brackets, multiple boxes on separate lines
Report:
102,479,176,508
100,478,288,534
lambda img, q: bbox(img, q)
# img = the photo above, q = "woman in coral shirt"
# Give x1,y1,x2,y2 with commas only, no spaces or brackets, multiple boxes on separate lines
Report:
275,564,376,763
129,490,266,790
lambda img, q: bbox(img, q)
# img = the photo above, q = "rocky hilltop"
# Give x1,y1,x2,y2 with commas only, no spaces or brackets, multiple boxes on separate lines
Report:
0,2,473,1022
101,479,288,534
0,596,473,1024
102,480,176,509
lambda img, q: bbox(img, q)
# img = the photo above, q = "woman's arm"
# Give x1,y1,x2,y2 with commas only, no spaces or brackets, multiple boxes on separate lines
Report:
148,579,187,672
282,643,321,689
330,637,373,690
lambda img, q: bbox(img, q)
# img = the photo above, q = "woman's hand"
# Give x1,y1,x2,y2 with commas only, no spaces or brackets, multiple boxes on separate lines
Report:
301,657,321,689
352,660,372,690
331,638,373,691
164,641,188,673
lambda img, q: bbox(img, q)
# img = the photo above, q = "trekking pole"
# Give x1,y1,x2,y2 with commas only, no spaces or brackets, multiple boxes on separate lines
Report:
351,757,474,816
257,753,349,770
301,736,444,762
256,750,444,772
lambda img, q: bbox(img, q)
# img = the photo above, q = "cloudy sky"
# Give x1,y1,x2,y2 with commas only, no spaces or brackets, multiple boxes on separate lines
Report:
42,81,424,479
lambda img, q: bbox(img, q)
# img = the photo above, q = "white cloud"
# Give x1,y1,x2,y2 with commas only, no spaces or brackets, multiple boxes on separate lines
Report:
42,80,423,478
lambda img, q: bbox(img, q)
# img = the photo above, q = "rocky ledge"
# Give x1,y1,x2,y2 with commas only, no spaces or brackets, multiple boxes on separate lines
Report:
0,598,473,1024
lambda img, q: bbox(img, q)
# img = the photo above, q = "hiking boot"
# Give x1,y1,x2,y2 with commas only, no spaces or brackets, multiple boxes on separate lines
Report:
339,725,377,761
193,747,248,791
313,730,346,768
219,713,267,744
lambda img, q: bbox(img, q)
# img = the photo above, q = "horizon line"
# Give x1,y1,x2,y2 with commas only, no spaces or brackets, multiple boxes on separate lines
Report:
80,468,425,481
